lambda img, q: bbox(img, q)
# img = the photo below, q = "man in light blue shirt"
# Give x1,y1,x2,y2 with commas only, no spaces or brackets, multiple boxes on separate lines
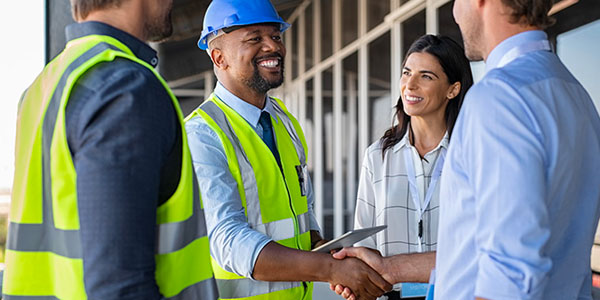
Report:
435,0,600,299
321,0,600,299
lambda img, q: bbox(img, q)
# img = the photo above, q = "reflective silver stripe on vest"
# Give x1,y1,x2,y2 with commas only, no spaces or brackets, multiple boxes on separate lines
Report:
297,212,311,235
216,278,301,299
254,212,311,241
6,43,121,259
200,100,262,226
167,277,219,300
3,295,59,300
156,172,208,254
270,99,306,165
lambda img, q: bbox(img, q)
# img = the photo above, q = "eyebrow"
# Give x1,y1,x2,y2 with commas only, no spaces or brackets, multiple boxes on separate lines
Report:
243,28,280,37
403,67,440,79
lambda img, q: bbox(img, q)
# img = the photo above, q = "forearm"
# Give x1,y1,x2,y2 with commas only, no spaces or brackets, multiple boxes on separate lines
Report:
252,241,336,282
384,251,436,283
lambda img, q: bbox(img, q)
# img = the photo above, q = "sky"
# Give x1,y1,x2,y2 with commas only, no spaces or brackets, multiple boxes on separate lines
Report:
0,2,45,191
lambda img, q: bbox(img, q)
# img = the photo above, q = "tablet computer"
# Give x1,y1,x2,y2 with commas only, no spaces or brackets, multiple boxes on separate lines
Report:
311,225,387,253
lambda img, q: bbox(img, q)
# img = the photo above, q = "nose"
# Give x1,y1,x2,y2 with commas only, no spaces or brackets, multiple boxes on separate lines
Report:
406,75,418,90
262,37,283,53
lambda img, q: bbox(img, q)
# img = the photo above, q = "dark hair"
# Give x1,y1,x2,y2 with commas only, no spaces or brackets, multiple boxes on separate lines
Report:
381,34,473,156
70,0,122,20
501,0,555,29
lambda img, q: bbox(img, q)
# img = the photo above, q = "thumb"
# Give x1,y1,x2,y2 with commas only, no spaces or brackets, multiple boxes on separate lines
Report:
332,247,358,260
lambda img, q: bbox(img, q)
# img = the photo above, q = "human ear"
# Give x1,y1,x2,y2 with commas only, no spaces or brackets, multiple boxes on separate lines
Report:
447,82,461,99
210,48,228,70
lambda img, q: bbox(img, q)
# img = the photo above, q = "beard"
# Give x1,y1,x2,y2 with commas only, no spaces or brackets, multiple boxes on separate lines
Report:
460,15,484,61
145,5,173,42
244,54,285,94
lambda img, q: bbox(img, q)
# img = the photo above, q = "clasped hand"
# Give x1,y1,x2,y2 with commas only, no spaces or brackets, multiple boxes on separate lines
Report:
328,247,393,300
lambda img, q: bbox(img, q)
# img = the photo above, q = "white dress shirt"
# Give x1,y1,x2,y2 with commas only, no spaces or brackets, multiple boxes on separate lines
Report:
354,129,448,256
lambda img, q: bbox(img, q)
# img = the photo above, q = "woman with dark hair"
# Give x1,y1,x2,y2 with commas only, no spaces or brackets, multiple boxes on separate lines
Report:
352,34,473,300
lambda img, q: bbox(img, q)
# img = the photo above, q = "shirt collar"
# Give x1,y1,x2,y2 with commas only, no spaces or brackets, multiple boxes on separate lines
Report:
392,124,449,153
214,82,279,128
485,30,548,73
65,21,159,68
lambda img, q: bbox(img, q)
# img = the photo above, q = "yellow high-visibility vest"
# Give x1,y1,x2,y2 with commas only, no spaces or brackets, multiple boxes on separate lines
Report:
4,33,218,300
186,95,313,300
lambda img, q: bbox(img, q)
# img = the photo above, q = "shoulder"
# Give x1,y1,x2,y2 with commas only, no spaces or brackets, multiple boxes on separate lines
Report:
185,111,221,140
362,140,385,170
77,57,161,92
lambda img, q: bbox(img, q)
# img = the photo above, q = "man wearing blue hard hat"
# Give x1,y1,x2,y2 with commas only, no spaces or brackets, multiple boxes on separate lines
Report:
185,0,392,299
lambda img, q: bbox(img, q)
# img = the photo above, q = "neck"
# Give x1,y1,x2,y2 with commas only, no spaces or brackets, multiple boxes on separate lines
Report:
83,1,146,41
219,78,267,109
481,9,540,61
409,114,447,157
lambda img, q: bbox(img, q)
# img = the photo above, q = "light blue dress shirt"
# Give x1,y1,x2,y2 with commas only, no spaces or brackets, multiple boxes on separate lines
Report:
185,82,320,279
435,30,600,300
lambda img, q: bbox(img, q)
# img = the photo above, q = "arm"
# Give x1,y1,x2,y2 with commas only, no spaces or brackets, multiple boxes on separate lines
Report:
186,118,272,278
465,80,551,299
305,172,327,248
333,247,435,284
68,62,171,299
253,242,391,299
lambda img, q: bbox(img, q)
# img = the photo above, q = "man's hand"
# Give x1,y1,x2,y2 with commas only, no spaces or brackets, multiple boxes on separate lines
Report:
329,247,390,299
328,256,392,300
334,247,391,282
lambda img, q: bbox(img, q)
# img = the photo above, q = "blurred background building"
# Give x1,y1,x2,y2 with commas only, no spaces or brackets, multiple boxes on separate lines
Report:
47,0,600,240
40,0,600,297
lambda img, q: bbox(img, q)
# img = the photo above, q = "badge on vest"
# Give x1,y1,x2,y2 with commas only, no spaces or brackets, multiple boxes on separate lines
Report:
295,164,309,197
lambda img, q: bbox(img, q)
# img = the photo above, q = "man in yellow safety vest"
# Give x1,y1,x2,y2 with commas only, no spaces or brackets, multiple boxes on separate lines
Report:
185,0,392,299
4,0,217,299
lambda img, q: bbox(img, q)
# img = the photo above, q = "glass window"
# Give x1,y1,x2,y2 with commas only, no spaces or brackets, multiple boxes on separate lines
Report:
321,0,334,60
368,31,392,144
437,1,463,46
343,52,359,229
402,10,426,56
291,19,299,80
368,0,390,31
321,67,335,239
342,0,359,47
557,19,600,114
305,3,314,70
305,78,315,172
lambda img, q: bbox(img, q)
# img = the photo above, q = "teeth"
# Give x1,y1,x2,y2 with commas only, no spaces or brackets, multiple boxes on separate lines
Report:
259,59,279,68
405,95,424,101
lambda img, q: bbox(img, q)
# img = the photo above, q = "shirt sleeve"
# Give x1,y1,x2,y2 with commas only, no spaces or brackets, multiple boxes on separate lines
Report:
185,116,272,279
463,78,552,299
67,60,174,299
354,147,377,249
304,171,321,233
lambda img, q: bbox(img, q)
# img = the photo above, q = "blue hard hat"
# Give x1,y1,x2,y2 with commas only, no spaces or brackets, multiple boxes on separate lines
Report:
198,0,291,50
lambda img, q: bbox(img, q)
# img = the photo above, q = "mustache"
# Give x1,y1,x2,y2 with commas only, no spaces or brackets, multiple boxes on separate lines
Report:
253,53,284,64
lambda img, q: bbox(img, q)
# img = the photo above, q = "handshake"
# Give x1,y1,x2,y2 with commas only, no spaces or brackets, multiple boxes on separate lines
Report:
326,247,393,300
323,246,435,300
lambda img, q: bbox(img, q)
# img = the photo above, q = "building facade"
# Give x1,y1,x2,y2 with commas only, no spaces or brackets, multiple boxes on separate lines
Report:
46,0,600,240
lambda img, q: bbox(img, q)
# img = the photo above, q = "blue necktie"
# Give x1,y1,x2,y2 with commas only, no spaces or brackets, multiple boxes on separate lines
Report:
259,111,281,167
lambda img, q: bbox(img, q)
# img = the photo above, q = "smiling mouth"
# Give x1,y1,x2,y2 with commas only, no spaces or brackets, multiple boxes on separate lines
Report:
258,58,280,68
405,95,424,103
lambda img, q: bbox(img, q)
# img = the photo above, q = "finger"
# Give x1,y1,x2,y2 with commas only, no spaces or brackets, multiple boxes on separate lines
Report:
332,248,348,259
367,270,393,296
370,269,393,291
329,283,335,291
335,284,345,295
341,287,353,299
348,294,356,300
